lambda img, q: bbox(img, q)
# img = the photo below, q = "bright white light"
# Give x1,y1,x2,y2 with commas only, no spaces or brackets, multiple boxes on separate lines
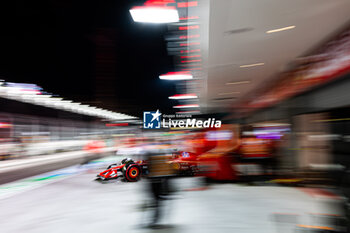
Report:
239,63,264,68
35,95,53,98
173,104,200,108
266,25,295,33
130,6,179,23
21,94,49,100
169,94,198,100
40,97,62,104
160,73,193,80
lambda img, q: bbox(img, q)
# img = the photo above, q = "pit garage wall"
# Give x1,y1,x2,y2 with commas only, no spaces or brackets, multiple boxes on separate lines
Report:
243,73,350,170
293,113,332,168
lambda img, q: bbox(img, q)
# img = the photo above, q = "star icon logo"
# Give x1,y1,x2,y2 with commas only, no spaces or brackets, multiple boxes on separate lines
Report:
151,109,161,122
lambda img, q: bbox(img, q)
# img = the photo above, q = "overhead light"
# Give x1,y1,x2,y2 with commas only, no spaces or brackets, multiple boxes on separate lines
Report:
24,94,52,100
173,104,199,108
169,94,198,100
218,92,240,95
34,95,53,99
129,6,179,23
266,25,295,34
159,72,193,80
0,80,137,120
226,81,250,85
240,63,264,68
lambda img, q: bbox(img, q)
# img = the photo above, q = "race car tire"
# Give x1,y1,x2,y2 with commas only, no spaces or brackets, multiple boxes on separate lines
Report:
124,165,141,182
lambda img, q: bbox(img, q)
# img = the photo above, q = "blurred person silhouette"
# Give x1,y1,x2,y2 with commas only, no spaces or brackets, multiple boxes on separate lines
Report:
143,137,176,228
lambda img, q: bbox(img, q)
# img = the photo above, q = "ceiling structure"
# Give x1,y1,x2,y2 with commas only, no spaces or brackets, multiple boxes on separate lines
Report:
188,0,350,113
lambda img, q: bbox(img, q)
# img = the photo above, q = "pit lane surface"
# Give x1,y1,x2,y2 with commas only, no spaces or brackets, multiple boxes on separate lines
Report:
0,157,342,233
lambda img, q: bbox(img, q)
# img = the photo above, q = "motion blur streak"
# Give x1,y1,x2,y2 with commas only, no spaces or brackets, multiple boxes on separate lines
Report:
1,0,350,233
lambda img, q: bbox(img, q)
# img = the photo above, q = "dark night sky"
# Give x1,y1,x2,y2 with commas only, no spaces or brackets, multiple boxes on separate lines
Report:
0,0,176,118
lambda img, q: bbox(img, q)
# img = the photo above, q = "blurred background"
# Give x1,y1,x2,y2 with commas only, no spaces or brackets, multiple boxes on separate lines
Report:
0,0,350,232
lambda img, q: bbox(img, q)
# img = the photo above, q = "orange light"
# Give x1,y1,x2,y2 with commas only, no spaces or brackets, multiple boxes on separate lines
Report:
297,225,334,231
181,59,201,63
0,122,12,128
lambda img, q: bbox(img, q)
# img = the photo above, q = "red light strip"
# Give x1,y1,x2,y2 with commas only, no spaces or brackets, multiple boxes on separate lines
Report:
179,34,200,39
181,49,201,53
169,93,198,99
164,71,191,75
179,25,199,30
180,42,200,46
173,104,199,108
177,1,198,8
144,0,176,6
0,122,12,128
181,59,202,63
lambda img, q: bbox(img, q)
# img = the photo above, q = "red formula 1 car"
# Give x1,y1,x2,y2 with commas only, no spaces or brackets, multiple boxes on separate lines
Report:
96,158,148,182
170,151,199,176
